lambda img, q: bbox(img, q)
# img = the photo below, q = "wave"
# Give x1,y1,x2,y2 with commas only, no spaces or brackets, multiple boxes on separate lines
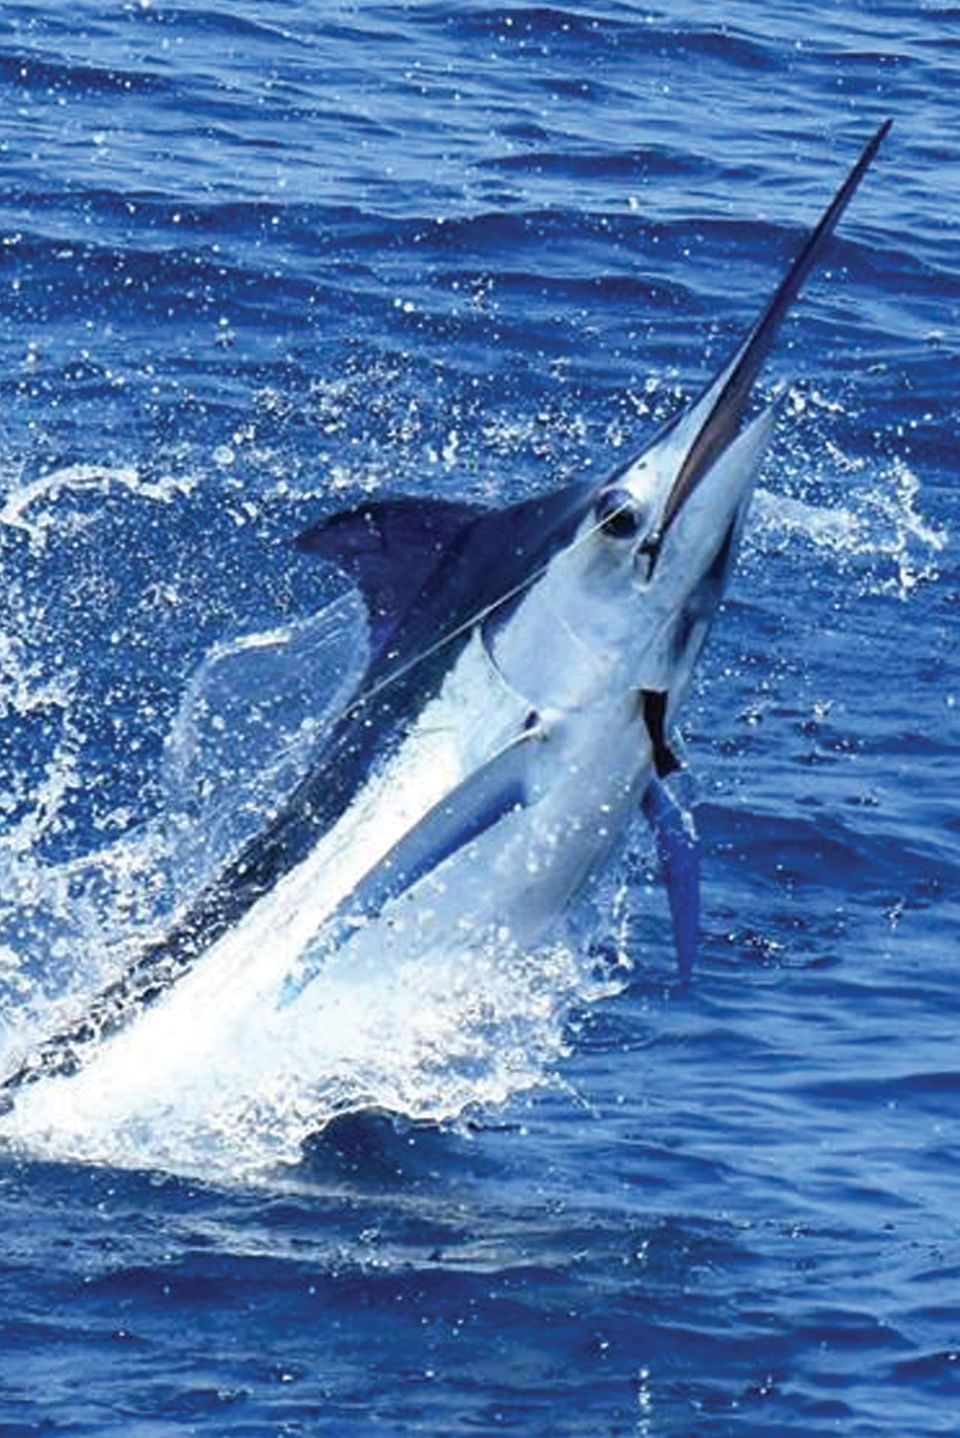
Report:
0,52,171,98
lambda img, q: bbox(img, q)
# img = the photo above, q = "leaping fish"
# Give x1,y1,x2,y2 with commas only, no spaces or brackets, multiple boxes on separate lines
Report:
1,121,891,1101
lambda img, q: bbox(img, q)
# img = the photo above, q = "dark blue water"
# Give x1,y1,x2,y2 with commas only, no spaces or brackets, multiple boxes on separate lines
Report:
0,2,957,1433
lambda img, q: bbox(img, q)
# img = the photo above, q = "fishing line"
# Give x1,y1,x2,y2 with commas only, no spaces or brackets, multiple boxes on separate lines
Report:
334,491,639,719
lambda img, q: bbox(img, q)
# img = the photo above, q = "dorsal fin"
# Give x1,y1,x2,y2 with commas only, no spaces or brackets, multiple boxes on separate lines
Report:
296,479,592,667
295,497,484,649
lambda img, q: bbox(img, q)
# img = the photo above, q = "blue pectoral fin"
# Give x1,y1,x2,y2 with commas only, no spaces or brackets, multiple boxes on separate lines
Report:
641,771,700,982
279,724,539,1007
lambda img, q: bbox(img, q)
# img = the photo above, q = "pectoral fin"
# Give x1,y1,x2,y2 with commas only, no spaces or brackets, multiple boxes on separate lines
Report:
642,771,700,981
279,721,540,1005
344,731,532,922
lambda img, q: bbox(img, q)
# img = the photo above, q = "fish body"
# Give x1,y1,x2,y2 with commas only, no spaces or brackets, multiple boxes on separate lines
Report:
0,122,891,1103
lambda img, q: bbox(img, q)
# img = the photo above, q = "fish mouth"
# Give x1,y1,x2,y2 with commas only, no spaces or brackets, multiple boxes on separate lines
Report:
637,367,778,581
656,352,763,543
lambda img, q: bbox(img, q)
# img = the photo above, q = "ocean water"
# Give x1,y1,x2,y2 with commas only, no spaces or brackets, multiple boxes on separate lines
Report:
0,1,957,1433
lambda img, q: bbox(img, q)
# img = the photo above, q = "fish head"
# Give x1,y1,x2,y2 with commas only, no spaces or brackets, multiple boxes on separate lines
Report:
513,118,892,715
575,375,779,707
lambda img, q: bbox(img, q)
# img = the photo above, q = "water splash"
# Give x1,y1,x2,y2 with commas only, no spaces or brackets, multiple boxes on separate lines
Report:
161,589,370,897
750,418,947,601
1,930,592,1181
0,462,198,550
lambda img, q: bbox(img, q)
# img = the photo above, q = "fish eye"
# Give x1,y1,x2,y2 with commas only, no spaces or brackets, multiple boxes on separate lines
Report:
594,488,644,541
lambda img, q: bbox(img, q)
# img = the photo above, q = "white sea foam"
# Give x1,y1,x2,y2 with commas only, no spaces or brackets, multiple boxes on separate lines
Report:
1,930,590,1181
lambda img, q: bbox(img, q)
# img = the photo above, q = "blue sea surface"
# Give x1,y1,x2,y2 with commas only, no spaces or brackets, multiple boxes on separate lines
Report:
0,2,957,1433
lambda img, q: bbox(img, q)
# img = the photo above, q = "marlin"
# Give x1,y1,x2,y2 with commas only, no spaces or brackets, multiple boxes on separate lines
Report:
1,122,890,1101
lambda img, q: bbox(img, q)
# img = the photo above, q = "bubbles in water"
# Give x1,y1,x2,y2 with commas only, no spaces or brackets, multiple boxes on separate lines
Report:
1,927,593,1182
